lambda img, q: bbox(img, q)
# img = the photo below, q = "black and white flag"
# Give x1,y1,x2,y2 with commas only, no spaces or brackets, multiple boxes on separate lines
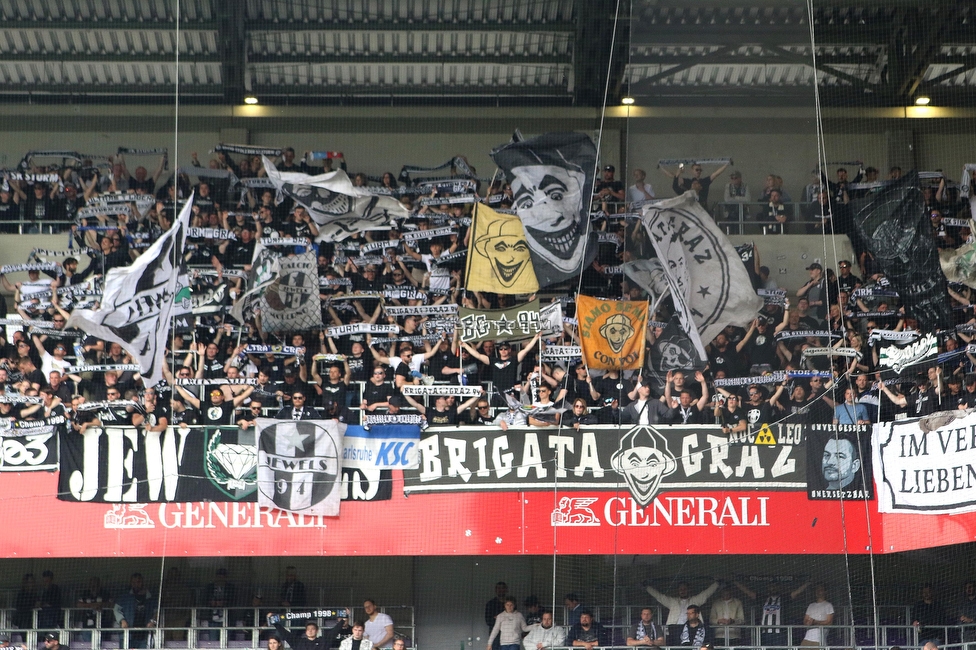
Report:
66,195,192,387
853,172,951,331
264,157,409,242
258,251,323,333
490,132,598,287
257,418,345,516
641,192,763,345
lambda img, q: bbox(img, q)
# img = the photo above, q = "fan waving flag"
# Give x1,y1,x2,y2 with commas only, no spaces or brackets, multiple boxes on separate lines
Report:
577,294,648,370
263,156,408,242
490,132,598,287
641,192,763,346
257,417,345,516
66,195,192,387
465,203,539,294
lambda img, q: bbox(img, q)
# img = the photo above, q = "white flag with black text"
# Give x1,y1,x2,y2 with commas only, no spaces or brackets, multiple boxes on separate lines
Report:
66,195,192,386
641,193,763,345
257,418,345,516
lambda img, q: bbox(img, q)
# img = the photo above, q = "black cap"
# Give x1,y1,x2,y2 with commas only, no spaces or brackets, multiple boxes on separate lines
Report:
603,165,615,172
806,263,823,271
45,633,58,641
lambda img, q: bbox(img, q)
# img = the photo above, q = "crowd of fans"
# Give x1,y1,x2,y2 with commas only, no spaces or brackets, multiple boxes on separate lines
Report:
0,146,974,435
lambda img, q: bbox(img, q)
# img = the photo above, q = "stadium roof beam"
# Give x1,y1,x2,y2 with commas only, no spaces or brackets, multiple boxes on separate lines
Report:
217,0,247,104
246,21,577,33
249,54,571,65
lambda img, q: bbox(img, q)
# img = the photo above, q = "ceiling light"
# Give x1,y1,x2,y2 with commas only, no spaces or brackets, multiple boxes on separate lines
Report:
244,96,259,105
914,96,930,106
621,96,635,105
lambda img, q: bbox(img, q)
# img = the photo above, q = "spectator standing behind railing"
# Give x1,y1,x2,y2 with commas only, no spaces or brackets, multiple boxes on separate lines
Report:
487,598,531,650
799,585,834,648
643,579,719,644
627,169,655,205
36,570,62,630
913,585,948,645
660,162,729,207
721,171,751,221
709,586,744,648
113,573,157,649
956,581,976,644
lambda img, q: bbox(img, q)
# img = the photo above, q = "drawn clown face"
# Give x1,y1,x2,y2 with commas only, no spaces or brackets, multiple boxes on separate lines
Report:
510,164,587,273
474,218,533,289
600,314,635,354
611,426,677,506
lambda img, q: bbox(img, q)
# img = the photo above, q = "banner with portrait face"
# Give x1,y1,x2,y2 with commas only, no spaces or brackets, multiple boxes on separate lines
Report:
577,294,649,370
490,132,598,287
806,424,873,500
465,203,539,294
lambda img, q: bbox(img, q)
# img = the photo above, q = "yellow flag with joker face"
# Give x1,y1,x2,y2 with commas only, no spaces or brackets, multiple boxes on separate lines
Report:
465,203,539,294
577,294,649,370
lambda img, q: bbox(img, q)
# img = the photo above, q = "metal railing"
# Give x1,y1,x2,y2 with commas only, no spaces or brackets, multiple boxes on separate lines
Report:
0,605,415,650
714,202,826,236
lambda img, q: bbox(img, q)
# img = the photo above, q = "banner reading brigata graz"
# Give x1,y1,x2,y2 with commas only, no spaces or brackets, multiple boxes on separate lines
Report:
403,424,806,505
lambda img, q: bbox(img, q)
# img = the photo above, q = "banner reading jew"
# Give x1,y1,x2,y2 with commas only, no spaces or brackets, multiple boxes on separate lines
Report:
404,423,806,506
577,295,648,370
490,132,598,287
58,426,258,502
257,418,345,516
873,410,976,514
465,203,539,294
458,299,541,343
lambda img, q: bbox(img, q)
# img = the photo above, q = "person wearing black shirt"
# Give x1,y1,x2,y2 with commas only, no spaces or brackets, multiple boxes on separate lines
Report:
220,225,257,268
313,362,351,408
714,394,747,436
271,616,350,650
463,334,540,406
661,161,729,206
912,585,947,643
275,391,323,420
594,165,625,204
177,386,253,425
707,333,743,378
93,387,135,426
738,317,779,372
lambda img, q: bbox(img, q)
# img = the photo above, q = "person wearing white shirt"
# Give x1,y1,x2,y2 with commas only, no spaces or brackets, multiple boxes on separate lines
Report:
524,611,567,650
363,599,395,649
709,587,745,646
800,585,834,647
628,169,655,205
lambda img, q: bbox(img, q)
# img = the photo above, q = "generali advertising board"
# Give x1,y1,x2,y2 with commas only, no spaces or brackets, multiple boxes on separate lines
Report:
1,423,974,557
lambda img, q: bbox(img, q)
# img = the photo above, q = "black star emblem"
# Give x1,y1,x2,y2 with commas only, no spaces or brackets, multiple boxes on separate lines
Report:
697,286,711,298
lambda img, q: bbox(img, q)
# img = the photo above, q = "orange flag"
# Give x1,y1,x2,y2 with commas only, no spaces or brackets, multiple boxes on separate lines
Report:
577,294,649,370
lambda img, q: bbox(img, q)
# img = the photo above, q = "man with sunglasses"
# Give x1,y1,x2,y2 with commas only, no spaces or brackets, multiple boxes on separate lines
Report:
275,390,323,421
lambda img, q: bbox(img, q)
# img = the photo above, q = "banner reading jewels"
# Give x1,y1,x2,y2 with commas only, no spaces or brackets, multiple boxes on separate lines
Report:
403,423,806,505
873,411,976,514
